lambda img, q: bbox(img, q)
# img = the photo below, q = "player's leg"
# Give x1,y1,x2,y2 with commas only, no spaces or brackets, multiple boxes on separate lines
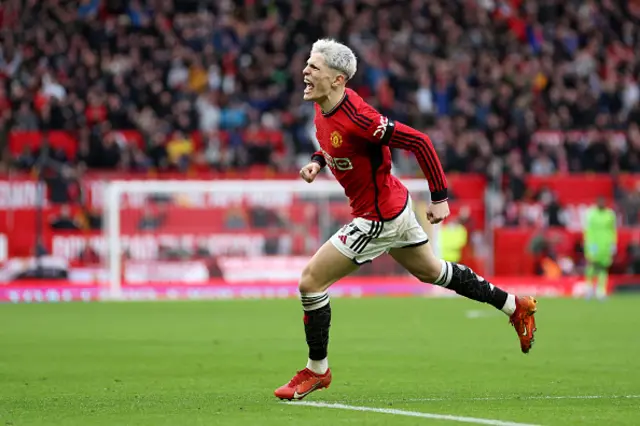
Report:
387,200,537,353
389,199,517,312
596,265,608,300
584,248,599,299
389,241,537,353
389,241,516,313
274,239,359,400
299,239,359,372
584,261,596,299
595,257,612,300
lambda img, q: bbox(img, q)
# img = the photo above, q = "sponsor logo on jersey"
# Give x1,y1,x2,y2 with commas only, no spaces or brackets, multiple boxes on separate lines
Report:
322,149,353,171
330,131,343,148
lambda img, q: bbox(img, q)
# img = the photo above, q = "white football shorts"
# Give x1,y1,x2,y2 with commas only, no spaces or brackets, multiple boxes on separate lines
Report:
330,197,429,265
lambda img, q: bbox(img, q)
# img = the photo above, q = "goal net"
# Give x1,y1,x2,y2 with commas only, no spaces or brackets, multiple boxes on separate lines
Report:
102,179,439,300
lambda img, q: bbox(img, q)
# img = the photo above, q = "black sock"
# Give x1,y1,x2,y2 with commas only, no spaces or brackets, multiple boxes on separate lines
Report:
435,261,508,310
301,293,331,360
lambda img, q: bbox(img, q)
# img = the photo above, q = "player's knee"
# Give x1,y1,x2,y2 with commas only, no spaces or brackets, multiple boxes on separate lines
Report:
416,269,441,284
415,258,442,284
298,264,325,294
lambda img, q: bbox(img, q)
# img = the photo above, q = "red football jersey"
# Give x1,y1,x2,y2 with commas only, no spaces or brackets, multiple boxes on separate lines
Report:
311,88,448,221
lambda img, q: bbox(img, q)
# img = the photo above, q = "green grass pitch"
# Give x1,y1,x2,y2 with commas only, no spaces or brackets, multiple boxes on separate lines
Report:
1,296,639,425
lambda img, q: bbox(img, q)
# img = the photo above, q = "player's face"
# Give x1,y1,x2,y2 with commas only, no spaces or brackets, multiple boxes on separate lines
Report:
302,53,339,102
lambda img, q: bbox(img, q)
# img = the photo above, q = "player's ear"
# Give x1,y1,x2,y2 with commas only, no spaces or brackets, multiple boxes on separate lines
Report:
332,72,346,88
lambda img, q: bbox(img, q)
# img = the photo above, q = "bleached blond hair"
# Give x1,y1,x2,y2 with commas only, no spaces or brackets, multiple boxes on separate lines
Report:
311,39,357,81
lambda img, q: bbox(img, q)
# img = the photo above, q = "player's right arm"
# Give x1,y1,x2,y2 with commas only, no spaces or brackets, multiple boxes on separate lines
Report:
299,151,324,183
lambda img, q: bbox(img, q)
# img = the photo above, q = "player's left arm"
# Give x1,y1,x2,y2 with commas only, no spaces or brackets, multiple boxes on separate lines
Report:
353,102,449,223
385,121,449,201
583,209,593,244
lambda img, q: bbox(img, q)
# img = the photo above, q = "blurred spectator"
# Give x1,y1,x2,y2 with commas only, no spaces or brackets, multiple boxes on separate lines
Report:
166,130,194,171
530,148,556,176
620,183,640,225
99,133,122,169
439,212,469,263
119,143,151,172
505,162,527,202
250,206,286,229
538,253,563,278
78,206,102,230
225,207,248,230
538,189,566,227
14,145,36,170
147,133,170,171
14,102,39,130
626,243,640,274
199,130,227,171
245,123,274,167
49,205,81,230
137,207,165,231
196,92,221,132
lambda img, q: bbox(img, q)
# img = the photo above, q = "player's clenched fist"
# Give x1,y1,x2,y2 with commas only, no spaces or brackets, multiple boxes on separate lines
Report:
300,162,322,183
426,201,450,224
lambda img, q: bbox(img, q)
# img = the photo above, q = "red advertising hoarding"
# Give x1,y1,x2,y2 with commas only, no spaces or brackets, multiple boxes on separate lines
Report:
0,275,606,303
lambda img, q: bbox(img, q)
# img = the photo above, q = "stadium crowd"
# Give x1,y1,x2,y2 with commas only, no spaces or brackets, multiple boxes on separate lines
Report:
0,0,638,177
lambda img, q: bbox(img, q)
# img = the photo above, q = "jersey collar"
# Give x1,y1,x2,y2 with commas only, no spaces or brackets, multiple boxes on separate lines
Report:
321,91,348,117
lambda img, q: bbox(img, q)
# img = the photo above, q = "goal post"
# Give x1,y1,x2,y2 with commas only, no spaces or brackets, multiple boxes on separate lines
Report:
103,179,439,299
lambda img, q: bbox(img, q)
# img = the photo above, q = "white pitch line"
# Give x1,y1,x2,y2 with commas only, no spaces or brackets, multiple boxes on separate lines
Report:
285,401,540,426
404,395,640,403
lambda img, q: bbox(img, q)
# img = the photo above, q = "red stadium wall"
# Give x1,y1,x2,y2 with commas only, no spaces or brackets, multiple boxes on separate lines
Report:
5,226,637,279
493,227,640,276
0,201,483,260
524,175,614,203
3,171,640,278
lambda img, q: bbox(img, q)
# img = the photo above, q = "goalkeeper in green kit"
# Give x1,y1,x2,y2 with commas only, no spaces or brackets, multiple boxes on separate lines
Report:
583,197,617,300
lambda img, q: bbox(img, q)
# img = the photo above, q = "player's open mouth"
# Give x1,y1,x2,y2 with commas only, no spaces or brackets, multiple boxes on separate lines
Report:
304,81,314,95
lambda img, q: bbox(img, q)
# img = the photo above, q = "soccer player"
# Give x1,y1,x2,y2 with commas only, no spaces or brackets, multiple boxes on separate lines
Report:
583,197,617,300
274,39,538,401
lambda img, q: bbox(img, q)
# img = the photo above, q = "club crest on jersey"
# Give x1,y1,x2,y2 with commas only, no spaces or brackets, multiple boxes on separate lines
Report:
330,131,343,148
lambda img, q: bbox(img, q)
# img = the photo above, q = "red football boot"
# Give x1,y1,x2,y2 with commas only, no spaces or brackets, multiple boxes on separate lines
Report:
274,368,332,400
509,296,538,354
